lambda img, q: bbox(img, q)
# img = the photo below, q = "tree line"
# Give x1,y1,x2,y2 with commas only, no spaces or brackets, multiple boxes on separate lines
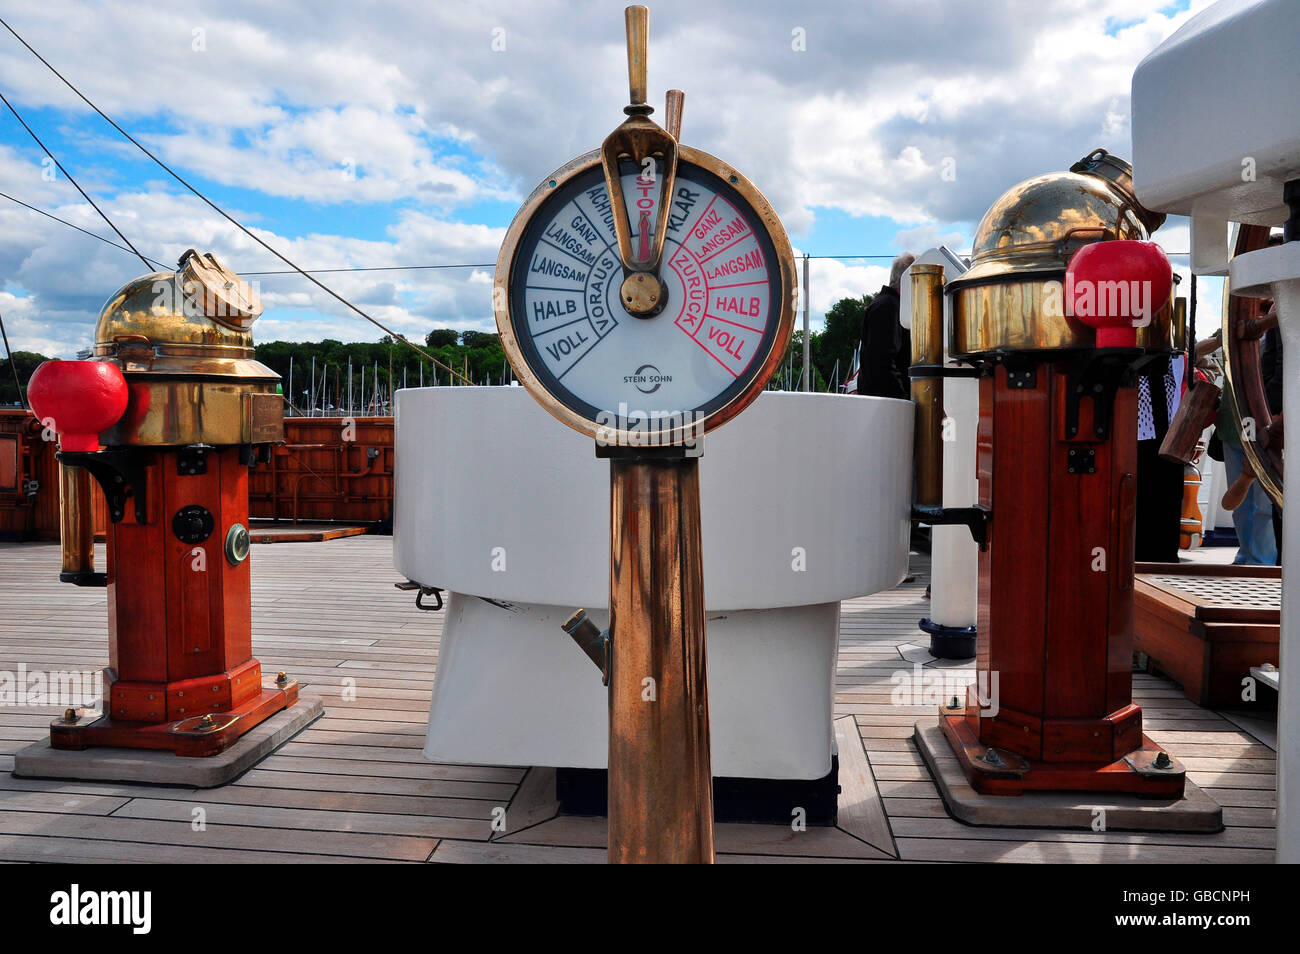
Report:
767,293,870,391
255,331,510,412
3,297,870,408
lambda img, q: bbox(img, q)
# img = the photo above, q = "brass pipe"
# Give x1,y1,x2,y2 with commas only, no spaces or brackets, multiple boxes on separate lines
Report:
910,264,946,509
607,456,713,864
58,463,94,578
1173,296,1187,352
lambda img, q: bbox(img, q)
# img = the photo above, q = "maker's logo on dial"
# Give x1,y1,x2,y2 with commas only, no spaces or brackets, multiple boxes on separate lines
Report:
626,364,671,394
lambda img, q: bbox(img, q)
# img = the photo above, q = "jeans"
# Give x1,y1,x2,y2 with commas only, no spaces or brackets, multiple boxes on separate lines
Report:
1223,442,1278,565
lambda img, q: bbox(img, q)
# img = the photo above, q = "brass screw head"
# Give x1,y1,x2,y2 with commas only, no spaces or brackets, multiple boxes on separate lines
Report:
62,708,78,724
619,272,665,317
276,671,289,686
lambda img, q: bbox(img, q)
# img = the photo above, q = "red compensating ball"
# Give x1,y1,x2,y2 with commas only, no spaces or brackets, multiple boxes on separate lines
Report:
26,360,128,453
1066,240,1173,349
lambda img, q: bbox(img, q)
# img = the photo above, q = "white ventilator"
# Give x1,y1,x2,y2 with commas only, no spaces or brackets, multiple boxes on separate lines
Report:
1132,0,1299,862
901,248,976,650
394,388,911,780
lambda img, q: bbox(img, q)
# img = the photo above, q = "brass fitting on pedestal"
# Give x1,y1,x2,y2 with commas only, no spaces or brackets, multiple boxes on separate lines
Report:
57,463,96,584
910,264,946,510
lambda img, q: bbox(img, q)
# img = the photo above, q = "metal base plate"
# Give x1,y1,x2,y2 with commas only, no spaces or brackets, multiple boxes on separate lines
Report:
12,699,323,789
914,720,1223,833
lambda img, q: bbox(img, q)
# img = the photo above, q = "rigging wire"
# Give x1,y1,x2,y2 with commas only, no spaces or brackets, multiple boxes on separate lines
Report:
0,189,169,269
0,88,154,272
0,14,471,385
0,190,1199,280
0,307,28,409
241,263,497,276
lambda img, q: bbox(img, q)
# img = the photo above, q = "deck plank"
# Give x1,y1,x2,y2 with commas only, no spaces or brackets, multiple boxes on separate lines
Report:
0,537,1277,864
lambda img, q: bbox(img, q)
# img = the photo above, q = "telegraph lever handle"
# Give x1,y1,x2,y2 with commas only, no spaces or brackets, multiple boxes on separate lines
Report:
601,5,678,303
625,5,649,109
665,89,684,140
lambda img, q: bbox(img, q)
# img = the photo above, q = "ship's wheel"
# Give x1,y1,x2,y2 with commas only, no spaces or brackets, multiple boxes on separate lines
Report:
1223,223,1284,508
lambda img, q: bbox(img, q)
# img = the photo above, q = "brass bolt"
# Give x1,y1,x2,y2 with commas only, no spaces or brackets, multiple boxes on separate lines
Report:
62,708,78,724
276,671,289,687
1154,751,1172,770
198,714,215,729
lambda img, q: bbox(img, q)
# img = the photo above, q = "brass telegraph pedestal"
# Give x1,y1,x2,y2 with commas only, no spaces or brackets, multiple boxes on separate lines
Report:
605,452,712,862
495,7,795,862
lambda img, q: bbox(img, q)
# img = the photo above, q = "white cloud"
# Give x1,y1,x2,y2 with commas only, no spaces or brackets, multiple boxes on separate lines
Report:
0,0,1228,355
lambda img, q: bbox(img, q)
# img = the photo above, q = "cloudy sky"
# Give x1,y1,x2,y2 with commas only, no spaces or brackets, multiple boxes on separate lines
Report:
0,0,1213,358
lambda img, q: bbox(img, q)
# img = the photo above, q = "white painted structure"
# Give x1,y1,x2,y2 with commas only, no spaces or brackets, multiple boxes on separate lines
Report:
1132,0,1299,861
394,387,912,779
1199,426,1234,537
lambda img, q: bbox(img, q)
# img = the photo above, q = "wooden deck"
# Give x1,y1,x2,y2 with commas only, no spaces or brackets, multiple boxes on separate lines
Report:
0,536,1276,863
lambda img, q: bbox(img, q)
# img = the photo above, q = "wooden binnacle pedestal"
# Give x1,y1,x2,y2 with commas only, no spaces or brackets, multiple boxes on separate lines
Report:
941,358,1185,799
50,444,296,757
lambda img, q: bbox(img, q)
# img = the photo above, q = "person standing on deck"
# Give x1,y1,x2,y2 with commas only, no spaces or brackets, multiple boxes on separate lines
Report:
1261,314,1283,562
857,252,916,399
1134,352,1185,563
1211,299,1278,567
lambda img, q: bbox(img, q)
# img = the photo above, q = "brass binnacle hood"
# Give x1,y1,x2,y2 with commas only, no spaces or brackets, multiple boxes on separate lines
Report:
92,252,275,382
950,149,1165,292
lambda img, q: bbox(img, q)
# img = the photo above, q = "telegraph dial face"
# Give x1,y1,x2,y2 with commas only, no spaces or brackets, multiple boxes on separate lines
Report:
496,145,795,446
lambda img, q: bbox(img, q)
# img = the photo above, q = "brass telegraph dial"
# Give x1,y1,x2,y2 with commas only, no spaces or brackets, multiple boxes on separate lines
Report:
495,6,796,446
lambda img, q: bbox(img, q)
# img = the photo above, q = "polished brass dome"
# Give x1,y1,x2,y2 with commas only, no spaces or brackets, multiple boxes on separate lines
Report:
91,252,282,447
93,252,272,380
951,150,1164,290
947,149,1178,356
